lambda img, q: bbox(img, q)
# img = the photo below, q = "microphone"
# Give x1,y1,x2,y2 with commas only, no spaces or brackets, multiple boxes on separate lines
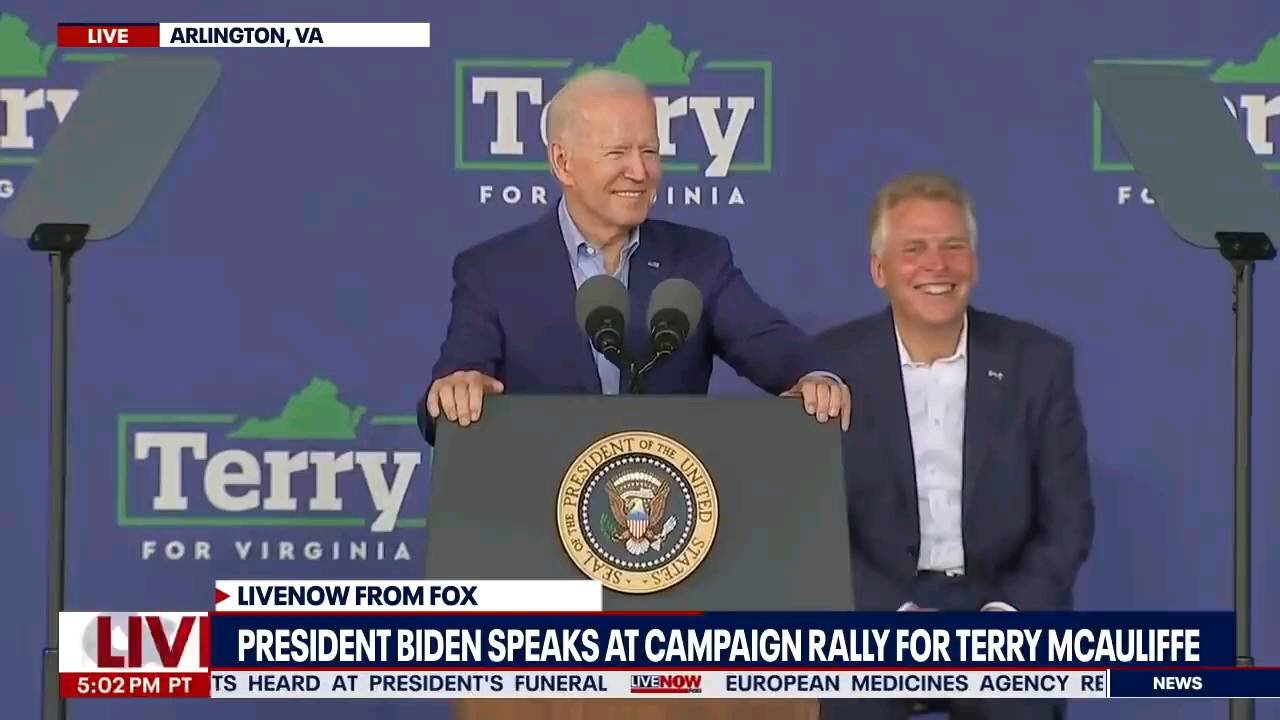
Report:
646,278,703,356
574,275,630,366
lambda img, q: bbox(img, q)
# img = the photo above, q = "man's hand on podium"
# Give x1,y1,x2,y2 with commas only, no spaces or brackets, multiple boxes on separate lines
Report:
781,372,852,431
426,370,505,427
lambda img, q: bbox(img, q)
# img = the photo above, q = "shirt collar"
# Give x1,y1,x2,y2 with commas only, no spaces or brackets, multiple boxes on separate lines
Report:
895,312,968,368
558,198,640,260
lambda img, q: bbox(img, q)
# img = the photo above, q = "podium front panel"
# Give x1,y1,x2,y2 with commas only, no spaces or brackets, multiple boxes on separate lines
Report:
425,396,853,611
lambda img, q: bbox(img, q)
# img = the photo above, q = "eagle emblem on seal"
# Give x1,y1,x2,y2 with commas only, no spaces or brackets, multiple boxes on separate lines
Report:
601,471,680,555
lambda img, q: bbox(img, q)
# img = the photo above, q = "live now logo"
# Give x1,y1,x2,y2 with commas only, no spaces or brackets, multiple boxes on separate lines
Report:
96,615,210,668
58,611,212,698
631,674,704,693
59,612,210,672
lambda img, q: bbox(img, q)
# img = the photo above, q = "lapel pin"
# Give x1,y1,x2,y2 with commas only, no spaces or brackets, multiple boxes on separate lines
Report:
647,260,660,269
988,369,1003,381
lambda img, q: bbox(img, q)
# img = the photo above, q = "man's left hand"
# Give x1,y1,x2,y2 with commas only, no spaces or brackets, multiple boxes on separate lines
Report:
782,373,851,431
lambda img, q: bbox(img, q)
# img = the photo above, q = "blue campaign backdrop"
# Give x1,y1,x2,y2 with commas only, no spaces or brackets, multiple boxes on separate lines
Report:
1,1,1278,718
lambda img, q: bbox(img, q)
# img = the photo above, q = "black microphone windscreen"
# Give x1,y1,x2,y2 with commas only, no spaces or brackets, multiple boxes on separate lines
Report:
575,274,630,335
647,278,703,337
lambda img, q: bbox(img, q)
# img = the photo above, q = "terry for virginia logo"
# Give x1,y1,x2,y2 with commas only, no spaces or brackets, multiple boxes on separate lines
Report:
0,12,117,201
1094,32,1280,206
119,377,425,564
456,22,770,208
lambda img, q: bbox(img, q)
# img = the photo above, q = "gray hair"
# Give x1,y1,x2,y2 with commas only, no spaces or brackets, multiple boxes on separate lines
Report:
546,69,651,145
868,171,979,257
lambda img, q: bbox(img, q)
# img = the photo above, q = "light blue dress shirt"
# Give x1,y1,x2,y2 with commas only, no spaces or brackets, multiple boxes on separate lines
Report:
558,199,641,395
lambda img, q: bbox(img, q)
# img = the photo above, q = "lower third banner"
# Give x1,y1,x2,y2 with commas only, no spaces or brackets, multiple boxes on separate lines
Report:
208,669,1108,699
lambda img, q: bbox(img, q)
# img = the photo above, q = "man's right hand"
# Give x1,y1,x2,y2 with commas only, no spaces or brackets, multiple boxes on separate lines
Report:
425,370,505,427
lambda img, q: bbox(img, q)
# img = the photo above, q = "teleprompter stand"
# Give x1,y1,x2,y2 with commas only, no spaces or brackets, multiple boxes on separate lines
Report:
29,222,87,720
1089,63,1280,720
2,56,221,720
1217,230,1275,719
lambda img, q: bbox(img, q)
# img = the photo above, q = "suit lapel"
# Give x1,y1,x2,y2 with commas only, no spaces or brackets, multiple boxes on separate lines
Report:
535,209,602,393
868,309,920,532
623,221,671,377
961,309,1013,523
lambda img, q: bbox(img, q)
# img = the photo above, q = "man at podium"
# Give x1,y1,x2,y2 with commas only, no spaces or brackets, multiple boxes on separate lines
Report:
818,172,1094,719
417,69,849,444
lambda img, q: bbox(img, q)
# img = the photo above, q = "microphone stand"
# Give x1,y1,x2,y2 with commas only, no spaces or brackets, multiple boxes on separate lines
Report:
596,346,638,394
626,315,692,394
625,353,666,395
625,360,644,395
627,333,685,395
596,315,690,395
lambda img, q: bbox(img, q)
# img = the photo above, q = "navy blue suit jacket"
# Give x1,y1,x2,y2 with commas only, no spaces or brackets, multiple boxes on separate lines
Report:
418,208,824,444
817,308,1093,611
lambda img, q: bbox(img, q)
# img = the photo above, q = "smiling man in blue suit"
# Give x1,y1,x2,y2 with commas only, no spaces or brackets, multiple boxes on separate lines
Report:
417,69,849,444
817,172,1094,720
814,170,1095,712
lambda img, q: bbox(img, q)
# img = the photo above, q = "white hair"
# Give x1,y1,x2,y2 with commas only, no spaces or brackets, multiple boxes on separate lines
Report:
545,69,651,145
868,171,979,257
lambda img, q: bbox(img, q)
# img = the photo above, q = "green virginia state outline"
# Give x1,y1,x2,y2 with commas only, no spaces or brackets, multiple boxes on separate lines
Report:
0,12,57,77
572,22,701,86
1211,33,1280,83
228,377,367,440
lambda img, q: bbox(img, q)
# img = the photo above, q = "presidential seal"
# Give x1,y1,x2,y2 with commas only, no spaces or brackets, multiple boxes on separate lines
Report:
557,431,718,594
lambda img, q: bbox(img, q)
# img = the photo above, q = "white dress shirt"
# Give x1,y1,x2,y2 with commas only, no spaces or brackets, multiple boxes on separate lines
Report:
894,314,1014,612
898,317,968,575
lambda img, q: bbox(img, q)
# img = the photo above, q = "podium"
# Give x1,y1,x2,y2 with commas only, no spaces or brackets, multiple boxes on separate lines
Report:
424,395,855,720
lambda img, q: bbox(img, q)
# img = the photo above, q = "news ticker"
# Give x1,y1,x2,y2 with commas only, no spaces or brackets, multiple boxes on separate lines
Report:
57,580,1277,700
60,669,1190,700
56,23,431,48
